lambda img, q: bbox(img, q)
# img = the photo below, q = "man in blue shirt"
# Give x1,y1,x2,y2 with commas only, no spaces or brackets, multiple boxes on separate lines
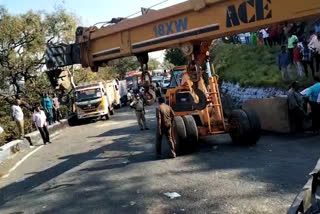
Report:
278,46,291,81
42,93,54,125
306,80,320,134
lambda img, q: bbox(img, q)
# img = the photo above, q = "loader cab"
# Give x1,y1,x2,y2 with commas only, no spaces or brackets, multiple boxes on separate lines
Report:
168,66,186,88
165,66,195,114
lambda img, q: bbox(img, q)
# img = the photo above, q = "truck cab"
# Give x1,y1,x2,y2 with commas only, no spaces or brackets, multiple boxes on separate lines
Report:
75,81,114,120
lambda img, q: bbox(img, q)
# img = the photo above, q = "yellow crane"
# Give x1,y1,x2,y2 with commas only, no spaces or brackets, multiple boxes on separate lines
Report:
46,0,320,150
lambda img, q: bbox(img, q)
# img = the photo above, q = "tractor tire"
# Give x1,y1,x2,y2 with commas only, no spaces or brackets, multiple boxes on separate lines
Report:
172,116,187,155
192,88,207,110
183,115,198,151
243,109,261,144
228,109,251,145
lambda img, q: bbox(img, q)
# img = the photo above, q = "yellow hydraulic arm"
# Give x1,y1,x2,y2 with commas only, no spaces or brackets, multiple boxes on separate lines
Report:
67,0,320,71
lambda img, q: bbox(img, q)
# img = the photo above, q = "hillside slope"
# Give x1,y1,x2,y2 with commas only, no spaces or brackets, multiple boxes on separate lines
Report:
210,42,314,88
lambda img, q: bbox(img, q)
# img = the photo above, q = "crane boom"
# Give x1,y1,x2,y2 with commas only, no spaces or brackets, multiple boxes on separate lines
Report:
46,0,320,71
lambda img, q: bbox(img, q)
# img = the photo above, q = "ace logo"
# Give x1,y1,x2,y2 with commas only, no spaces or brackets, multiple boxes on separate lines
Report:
226,0,272,28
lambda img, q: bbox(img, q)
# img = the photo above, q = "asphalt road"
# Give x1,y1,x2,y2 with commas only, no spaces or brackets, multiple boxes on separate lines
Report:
0,105,320,214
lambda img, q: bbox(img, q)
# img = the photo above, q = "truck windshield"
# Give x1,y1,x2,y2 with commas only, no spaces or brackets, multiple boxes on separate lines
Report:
76,88,102,102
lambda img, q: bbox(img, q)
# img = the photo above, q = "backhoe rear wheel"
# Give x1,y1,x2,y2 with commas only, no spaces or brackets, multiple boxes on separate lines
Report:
183,115,198,151
243,109,261,143
172,116,187,155
228,109,259,145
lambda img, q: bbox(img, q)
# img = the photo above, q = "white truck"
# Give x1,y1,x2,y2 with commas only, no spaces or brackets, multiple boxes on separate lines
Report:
75,81,115,120
117,79,128,106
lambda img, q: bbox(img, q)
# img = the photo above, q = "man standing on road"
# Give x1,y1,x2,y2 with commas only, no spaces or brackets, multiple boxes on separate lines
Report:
11,99,24,139
42,93,54,125
33,104,51,145
305,80,320,135
52,93,61,122
130,94,149,131
156,97,176,159
287,81,306,132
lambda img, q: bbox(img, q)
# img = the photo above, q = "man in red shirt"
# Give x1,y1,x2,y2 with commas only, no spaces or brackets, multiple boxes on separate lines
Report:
293,42,304,77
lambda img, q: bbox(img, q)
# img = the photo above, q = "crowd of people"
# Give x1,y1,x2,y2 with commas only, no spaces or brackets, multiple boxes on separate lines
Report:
9,93,62,145
237,22,316,47
236,22,320,82
278,30,320,81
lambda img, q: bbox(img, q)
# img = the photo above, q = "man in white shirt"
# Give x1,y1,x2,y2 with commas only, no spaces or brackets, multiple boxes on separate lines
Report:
11,99,24,139
33,104,51,145
260,28,270,46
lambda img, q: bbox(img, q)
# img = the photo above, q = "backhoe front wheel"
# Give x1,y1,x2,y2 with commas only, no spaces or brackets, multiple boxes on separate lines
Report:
183,115,198,151
228,109,261,145
172,116,187,155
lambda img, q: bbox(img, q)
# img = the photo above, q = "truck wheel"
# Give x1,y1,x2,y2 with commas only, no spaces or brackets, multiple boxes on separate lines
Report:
228,109,252,145
110,108,114,115
183,115,198,151
68,113,79,126
105,112,110,120
172,116,187,154
243,109,261,144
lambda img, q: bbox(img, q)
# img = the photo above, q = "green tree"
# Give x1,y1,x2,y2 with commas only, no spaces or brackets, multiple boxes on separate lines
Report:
73,66,119,84
164,48,188,66
148,58,160,71
161,60,175,70
108,56,139,79
0,7,77,98
0,7,78,145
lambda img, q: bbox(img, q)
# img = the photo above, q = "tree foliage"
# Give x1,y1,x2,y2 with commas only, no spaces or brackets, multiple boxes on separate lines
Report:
107,57,139,79
161,60,175,71
73,67,119,84
0,7,78,145
0,7,77,97
164,48,188,66
148,58,160,71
